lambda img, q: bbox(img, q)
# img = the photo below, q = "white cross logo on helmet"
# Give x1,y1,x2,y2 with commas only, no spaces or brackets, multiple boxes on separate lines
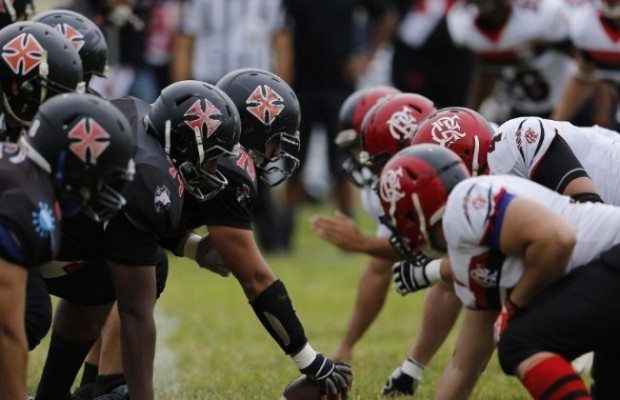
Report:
431,114,465,146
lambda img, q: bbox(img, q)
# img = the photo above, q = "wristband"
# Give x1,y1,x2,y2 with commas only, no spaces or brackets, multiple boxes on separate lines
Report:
425,259,442,284
401,357,424,380
292,343,318,369
182,233,202,260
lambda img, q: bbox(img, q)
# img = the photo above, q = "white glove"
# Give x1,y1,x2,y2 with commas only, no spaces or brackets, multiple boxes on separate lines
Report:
392,256,442,295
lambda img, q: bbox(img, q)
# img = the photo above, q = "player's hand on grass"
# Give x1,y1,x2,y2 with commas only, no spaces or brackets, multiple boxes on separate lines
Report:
392,254,433,295
310,211,367,252
381,358,421,396
301,353,353,398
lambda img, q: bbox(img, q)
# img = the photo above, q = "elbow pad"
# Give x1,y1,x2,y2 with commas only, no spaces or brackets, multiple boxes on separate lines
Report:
251,280,307,355
571,192,604,204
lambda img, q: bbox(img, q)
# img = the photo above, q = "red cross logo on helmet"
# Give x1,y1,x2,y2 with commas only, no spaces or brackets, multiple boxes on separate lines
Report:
2,33,43,75
68,118,111,164
184,98,222,138
245,85,284,125
55,23,85,52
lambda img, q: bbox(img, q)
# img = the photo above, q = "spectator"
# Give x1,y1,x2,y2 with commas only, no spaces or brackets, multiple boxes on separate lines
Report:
172,0,293,252
282,0,397,250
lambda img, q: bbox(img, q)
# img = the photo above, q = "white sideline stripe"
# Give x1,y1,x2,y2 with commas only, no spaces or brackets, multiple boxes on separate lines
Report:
154,308,180,395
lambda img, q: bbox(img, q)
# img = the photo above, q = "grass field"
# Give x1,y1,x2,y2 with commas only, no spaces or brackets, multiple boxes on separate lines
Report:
26,204,529,399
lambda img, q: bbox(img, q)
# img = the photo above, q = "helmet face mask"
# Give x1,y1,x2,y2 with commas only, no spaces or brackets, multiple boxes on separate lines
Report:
249,130,300,186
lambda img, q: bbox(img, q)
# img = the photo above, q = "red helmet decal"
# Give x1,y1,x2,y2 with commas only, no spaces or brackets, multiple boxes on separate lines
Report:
2,33,43,75
184,98,222,138
245,85,284,125
68,117,111,164
387,106,419,141
430,114,465,146
55,23,85,52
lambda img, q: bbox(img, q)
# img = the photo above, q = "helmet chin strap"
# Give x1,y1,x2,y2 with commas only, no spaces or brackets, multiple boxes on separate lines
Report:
18,135,51,173
39,50,49,104
413,192,446,259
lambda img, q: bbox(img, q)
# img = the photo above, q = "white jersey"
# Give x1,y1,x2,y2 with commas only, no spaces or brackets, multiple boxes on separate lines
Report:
566,1,620,84
445,175,620,309
360,187,390,237
447,0,573,114
488,117,620,204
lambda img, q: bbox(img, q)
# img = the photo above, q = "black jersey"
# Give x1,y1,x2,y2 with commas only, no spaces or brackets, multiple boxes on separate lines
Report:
57,97,184,266
0,143,60,267
172,146,258,235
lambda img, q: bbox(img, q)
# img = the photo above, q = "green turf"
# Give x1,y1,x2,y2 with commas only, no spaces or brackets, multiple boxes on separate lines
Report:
27,203,529,399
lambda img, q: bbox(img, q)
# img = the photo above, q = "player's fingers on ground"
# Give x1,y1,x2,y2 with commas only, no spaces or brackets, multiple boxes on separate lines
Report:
333,372,348,391
326,379,338,396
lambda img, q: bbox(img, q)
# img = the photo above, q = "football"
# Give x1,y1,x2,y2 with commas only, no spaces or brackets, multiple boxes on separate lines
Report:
280,374,353,400
280,375,320,400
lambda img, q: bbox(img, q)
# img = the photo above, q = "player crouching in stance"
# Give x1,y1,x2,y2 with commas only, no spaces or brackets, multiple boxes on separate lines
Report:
379,144,620,399
0,92,134,399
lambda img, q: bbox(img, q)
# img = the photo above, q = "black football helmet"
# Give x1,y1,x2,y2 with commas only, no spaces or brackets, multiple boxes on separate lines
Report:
0,21,83,127
32,9,108,83
0,0,34,29
216,68,300,186
20,93,135,222
146,80,241,201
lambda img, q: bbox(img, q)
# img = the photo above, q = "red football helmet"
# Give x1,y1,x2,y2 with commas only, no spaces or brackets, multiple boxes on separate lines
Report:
336,86,400,187
378,144,470,259
410,107,493,176
360,93,436,168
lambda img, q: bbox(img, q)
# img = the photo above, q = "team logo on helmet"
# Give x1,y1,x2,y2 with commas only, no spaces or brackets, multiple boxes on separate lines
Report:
431,115,465,146
184,99,222,139
68,117,111,164
246,85,284,125
387,106,418,141
379,167,405,221
54,23,85,51
2,33,43,75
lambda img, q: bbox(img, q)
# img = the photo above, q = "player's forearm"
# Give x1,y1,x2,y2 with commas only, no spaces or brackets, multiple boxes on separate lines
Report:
361,236,401,261
465,64,497,110
511,236,575,307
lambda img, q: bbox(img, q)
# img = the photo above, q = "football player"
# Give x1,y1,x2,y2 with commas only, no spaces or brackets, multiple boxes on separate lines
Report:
74,69,353,400
0,21,83,141
553,0,620,125
381,107,493,396
311,91,434,367
0,92,134,400
447,0,572,119
33,81,241,400
379,144,620,399
32,9,108,91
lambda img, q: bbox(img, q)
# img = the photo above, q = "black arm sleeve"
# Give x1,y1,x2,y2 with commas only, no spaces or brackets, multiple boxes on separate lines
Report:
530,135,589,194
250,280,308,355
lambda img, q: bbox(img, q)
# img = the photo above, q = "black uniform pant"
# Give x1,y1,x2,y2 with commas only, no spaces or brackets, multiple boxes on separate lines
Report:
25,248,169,348
498,244,620,399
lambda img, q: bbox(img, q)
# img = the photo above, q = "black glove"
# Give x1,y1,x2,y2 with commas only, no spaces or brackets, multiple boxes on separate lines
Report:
392,254,433,295
301,354,352,397
381,358,422,396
